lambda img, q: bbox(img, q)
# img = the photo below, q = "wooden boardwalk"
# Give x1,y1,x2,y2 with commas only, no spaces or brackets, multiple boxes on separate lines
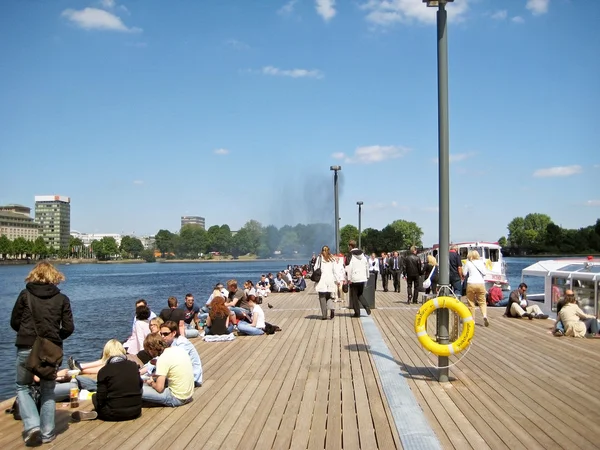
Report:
2,282,600,449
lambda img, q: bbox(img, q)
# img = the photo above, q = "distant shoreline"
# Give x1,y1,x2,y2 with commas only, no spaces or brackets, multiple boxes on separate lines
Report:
0,257,306,267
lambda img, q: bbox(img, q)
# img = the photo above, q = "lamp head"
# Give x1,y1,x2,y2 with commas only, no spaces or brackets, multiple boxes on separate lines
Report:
330,165,341,171
423,0,453,6
357,201,363,206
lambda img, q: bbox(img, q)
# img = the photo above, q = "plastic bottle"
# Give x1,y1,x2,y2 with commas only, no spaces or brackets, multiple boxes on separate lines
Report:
69,375,79,408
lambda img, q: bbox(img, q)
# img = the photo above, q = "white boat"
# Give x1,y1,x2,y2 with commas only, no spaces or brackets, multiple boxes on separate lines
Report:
431,241,511,291
521,257,599,317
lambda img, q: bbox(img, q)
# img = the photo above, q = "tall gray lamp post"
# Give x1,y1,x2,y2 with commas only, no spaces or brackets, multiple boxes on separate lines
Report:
357,201,363,249
330,166,342,254
424,0,452,383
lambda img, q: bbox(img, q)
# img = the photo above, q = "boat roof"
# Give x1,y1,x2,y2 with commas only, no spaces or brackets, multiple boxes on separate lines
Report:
522,258,600,280
432,241,501,249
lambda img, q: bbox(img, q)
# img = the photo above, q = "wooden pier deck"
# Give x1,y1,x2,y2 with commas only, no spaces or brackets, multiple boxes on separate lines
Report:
2,284,600,449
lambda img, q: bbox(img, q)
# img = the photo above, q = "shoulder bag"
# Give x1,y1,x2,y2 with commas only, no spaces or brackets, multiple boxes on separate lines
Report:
24,292,64,381
422,266,436,289
310,256,322,282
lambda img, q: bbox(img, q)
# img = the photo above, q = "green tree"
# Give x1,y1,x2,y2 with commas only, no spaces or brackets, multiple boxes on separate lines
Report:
390,219,423,248
498,236,507,248
33,237,48,259
340,224,359,251
0,235,12,259
231,229,252,257
140,249,156,262
239,220,263,255
279,231,300,255
362,228,382,254
217,225,232,253
179,224,206,258
264,225,281,255
155,229,175,257
12,237,29,259
120,236,144,258
507,216,526,251
69,236,84,257
379,225,403,252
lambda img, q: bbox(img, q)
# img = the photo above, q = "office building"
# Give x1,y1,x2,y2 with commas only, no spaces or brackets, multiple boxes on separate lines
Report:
0,204,40,241
70,231,122,247
181,216,205,230
35,195,71,250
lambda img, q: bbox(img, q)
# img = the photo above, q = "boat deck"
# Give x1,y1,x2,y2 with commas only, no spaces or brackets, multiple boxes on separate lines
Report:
1,283,600,449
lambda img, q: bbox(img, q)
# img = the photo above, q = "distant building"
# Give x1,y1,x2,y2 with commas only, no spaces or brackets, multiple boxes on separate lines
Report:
0,204,40,241
139,235,155,250
181,216,205,230
70,231,122,247
35,195,71,250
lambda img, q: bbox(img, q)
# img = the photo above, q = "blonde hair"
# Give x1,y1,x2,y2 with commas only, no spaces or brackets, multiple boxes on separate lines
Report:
101,339,126,362
25,261,65,285
212,288,222,298
320,245,333,262
150,317,164,328
467,250,481,261
427,255,437,266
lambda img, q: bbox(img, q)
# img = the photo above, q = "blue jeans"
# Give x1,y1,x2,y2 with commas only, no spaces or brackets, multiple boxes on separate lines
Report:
16,348,56,440
496,298,510,307
236,321,264,335
229,306,251,319
450,278,462,296
555,320,565,333
142,385,192,407
184,323,199,339
54,376,98,402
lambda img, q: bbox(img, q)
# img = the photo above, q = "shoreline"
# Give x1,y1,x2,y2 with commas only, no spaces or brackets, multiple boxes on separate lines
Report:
0,257,307,267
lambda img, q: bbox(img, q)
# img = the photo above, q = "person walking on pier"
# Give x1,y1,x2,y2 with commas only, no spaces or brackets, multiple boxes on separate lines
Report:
403,246,423,304
463,250,490,327
11,262,74,446
389,251,403,293
346,240,372,317
314,245,341,320
379,252,389,292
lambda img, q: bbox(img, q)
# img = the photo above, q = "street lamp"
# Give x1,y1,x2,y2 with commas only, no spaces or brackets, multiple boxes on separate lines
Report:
424,0,453,383
356,201,363,249
330,166,342,254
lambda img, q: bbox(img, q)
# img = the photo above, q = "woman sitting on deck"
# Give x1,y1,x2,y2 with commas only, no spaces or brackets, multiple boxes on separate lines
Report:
237,295,266,335
290,270,306,292
558,294,600,338
205,296,235,335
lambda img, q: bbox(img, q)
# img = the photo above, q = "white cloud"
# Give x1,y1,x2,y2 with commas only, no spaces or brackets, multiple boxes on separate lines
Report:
339,145,411,164
586,200,600,207
61,8,141,32
361,0,469,27
225,39,250,50
511,16,525,24
316,0,336,21
278,0,298,16
214,148,230,155
261,66,324,79
491,10,507,20
526,0,550,16
100,0,115,8
133,180,144,185
331,152,345,159
533,165,582,178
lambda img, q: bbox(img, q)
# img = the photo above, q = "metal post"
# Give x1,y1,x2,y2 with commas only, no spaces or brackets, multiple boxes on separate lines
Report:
436,1,450,382
357,201,363,249
330,166,341,254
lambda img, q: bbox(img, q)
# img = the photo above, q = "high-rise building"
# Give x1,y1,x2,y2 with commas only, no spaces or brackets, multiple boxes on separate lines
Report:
181,216,205,230
0,204,40,241
35,195,71,250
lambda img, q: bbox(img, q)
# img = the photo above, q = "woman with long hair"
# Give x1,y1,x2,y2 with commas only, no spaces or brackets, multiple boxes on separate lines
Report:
423,254,439,295
314,245,341,320
463,250,490,327
10,261,74,446
206,296,235,335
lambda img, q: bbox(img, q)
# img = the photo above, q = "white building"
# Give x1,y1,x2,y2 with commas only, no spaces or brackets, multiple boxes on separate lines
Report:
71,231,123,247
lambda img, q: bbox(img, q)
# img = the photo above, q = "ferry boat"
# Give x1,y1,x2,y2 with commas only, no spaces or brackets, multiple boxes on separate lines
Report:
521,257,599,317
431,241,511,291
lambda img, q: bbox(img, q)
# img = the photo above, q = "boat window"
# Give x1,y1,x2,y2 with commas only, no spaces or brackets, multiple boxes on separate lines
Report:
478,247,489,259
459,247,468,259
551,277,570,312
488,248,499,262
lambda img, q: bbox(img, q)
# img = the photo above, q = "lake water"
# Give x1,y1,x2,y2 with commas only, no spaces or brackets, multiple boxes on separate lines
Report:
0,257,542,401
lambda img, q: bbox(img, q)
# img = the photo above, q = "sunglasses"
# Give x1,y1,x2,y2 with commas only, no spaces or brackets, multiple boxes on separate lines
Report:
160,331,171,337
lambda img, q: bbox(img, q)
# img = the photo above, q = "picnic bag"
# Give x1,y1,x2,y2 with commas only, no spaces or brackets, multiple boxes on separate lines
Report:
24,293,63,381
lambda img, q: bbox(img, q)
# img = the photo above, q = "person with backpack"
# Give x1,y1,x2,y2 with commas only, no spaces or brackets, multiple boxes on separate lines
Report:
345,240,372,318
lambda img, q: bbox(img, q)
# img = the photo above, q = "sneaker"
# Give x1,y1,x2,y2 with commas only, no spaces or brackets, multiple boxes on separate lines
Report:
521,313,533,320
24,427,41,447
71,411,98,422
365,306,372,315
68,357,83,372
536,314,549,320
483,317,490,327
554,329,564,337
42,435,56,444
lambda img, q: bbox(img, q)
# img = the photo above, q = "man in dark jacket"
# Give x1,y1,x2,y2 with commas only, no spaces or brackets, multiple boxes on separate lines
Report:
403,246,423,304
389,251,403,293
11,262,74,446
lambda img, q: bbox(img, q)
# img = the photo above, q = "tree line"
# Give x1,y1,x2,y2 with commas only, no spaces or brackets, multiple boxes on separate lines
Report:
501,213,600,255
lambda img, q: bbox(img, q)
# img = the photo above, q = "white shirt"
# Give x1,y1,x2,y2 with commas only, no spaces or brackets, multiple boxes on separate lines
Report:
368,257,380,273
463,260,487,284
315,257,340,294
252,304,266,329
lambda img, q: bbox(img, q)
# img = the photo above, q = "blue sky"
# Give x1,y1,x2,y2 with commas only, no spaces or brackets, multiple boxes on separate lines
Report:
1,0,598,246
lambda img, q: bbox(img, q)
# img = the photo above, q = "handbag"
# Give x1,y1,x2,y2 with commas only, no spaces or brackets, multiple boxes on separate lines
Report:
6,385,41,420
423,266,436,289
24,293,64,381
310,257,322,282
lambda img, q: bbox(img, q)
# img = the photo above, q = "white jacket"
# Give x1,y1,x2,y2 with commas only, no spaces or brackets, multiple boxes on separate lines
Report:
346,250,369,283
315,257,340,293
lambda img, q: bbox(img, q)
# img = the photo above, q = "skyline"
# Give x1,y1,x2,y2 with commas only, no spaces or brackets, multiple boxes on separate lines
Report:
1,0,598,246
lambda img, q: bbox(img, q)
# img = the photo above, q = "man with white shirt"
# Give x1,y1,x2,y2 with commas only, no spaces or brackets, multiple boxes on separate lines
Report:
505,283,548,319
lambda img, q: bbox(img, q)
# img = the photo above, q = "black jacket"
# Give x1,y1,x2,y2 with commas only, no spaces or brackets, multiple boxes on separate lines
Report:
403,254,423,277
94,357,143,421
11,282,74,348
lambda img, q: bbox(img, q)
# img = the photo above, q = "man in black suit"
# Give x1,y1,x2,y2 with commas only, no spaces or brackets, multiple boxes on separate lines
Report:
379,252,389,292
389,251,402,293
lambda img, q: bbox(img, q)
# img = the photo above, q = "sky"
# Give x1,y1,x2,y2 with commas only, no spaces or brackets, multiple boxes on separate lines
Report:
1,0,599,246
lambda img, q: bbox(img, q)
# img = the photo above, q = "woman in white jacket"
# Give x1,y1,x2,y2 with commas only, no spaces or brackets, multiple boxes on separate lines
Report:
463,250,490,327
314,246,340,320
